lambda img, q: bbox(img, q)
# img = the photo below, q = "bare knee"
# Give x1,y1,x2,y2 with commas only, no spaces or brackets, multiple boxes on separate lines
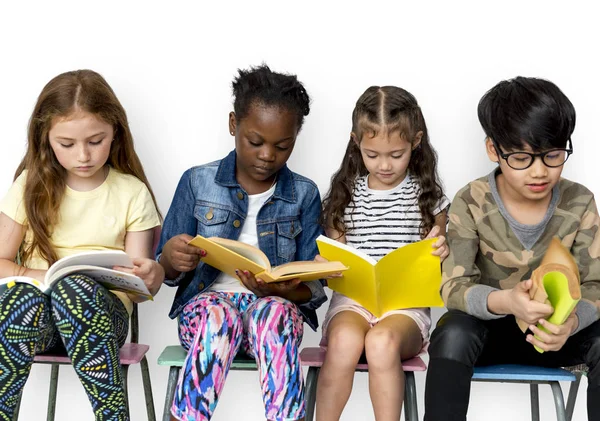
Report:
325,324,365,368
364,328,402,368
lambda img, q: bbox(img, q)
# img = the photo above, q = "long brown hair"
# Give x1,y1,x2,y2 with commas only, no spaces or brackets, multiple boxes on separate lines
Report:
15,69,160,266
321,86,445,238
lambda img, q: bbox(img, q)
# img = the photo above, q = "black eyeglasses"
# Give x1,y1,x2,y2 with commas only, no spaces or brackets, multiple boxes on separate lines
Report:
493,139,573,170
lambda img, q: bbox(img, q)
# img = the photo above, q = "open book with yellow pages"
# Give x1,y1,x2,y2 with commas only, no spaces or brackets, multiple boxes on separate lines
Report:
0,250,153,301
316,235,444,317
187,235,348,283
516,237,581,353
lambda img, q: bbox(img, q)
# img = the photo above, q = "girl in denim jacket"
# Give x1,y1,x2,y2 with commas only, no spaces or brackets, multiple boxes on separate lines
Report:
157,64,326,421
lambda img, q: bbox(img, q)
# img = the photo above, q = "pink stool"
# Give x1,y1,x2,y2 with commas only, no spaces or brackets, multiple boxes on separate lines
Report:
12,308,156,421
300,347,426,421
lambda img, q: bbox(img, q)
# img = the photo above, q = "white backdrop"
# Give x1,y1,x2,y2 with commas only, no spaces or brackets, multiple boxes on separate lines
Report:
1,1,598,420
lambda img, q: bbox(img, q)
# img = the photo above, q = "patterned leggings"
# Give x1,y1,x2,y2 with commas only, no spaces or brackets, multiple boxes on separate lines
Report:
173,291,305,421
0,275,129,421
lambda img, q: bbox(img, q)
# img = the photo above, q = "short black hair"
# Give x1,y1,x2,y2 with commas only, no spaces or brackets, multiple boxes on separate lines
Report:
232,64,310,129
477,76,575,151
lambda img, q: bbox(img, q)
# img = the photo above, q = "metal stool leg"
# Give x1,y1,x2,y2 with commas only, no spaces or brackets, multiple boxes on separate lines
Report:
121,364,130,418
304,367,319,421
12,390,23,421
530,384,540,421
566,374,582,421
140,356,156,421
46,364,59,421
549,381,567,421
163,366,180,421
404,371,418,421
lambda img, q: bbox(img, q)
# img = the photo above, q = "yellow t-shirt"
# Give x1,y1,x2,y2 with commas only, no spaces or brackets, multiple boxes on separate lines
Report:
0,167,161,314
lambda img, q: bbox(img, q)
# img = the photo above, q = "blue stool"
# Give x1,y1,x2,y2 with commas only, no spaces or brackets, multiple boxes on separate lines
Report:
472,365,577,421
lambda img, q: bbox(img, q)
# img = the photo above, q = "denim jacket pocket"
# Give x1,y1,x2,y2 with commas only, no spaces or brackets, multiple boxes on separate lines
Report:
194,204,231,237
276,220,303,262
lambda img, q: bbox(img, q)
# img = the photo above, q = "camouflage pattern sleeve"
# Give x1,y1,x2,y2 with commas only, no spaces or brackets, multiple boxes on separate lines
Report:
441,191,480,308
571,194,600,332
441,185,506,319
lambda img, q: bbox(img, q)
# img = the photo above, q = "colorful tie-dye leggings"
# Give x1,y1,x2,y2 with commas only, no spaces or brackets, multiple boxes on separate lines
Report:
0,275,129,421
173,292,305,421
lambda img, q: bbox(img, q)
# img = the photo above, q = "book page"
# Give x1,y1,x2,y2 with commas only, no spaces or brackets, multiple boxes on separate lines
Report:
376,239,443,314
49,266,151,297
264,260,348,283
212,239,270,267
45,250,133,285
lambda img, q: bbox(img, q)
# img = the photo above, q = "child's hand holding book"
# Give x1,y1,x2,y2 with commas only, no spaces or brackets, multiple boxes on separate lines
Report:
235,268,303,298
513,237,582,353
503,279,555,326
186,235,347,283
114,257,165,296
425,225,449,262
525,310,579,352
161,234,205,277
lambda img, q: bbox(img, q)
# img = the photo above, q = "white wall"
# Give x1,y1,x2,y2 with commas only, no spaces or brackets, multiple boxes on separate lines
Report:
1,1,598,420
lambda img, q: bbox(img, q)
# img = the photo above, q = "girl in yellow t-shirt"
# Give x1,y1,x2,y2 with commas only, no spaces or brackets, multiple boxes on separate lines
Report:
0,70,163,421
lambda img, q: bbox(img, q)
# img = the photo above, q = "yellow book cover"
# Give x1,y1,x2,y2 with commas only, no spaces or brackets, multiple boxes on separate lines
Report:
188,235,347,283
316,235,444,317
516,237,581,353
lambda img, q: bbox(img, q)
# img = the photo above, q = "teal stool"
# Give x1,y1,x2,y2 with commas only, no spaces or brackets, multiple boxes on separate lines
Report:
157,345,257,421
472,364,582,421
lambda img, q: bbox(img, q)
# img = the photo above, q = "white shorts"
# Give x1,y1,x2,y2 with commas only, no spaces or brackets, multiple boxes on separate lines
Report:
321,292,432,355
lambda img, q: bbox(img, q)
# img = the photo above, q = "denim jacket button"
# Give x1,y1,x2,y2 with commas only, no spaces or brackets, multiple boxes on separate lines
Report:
198,282,205,290
206,211,213,220
233,220,241,228
237,191,244,200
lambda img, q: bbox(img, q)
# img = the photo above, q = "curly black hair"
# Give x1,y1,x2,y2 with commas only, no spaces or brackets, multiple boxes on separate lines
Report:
232,64,310,129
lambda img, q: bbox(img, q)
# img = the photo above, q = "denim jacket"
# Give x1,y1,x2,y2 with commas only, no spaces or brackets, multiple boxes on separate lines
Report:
156,150,327,330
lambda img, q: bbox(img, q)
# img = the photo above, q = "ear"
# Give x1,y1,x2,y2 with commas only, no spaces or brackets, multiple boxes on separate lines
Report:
351,132,359,147
228,112,236,136
412,131,423,150
485,138,500,163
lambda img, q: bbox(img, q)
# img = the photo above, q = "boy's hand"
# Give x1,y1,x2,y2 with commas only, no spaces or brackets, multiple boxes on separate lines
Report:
507,279,554,324
526,312,579,352
426,225,449,262
236,269,301,297
114,258,165,296
161,234,205,273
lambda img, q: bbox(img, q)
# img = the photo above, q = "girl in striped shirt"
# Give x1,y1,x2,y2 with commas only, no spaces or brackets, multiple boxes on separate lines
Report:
317,86,449,421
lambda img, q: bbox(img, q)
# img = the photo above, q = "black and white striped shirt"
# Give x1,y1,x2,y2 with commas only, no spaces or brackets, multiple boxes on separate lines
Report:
344,174,449,261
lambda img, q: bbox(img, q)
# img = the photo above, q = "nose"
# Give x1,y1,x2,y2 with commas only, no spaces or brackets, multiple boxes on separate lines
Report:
529,156,547,177
258,145,276,162
380,157,392,171
78,144,91,162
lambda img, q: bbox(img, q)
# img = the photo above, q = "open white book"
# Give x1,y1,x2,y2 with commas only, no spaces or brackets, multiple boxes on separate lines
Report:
0,250,152,300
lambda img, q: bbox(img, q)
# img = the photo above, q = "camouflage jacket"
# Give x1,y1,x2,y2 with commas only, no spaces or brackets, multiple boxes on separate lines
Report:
441,172,600,331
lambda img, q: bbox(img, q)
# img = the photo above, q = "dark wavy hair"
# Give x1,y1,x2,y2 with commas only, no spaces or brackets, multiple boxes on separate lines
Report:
232,64,310,129
321,86,444,238
478,76,575,151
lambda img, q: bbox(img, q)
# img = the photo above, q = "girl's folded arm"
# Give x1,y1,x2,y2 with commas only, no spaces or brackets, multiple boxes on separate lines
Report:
0,212,45,280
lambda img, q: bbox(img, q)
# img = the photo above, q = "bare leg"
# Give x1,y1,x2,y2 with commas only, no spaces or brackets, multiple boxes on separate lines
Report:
365,315,422,421
316,311,371,421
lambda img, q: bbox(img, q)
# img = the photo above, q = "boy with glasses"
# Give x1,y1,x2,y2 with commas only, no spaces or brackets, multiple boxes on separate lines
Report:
424,77,600,421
